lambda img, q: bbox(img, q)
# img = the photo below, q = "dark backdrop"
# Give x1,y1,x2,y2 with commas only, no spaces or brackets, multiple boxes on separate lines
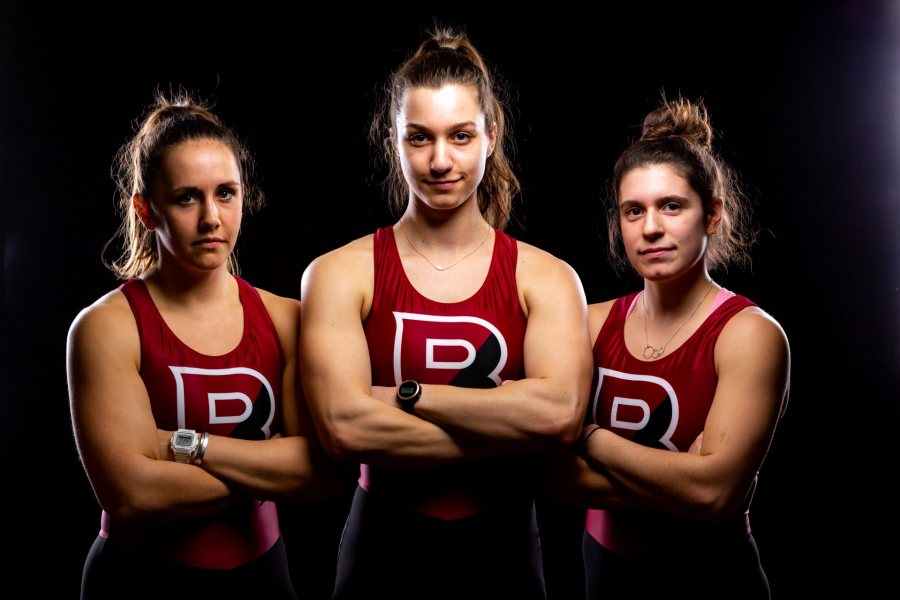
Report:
2,2,896,597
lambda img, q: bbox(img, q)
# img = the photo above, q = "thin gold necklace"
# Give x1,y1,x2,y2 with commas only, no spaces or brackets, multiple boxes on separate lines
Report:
642,282,714,359
401,226,492,272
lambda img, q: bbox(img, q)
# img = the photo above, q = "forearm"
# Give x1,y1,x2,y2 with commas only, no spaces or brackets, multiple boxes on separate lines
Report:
199,435,354,502
321,400,498,467
583,428,750,520
413,379,583,449
104,457,247,523
536,448,636,509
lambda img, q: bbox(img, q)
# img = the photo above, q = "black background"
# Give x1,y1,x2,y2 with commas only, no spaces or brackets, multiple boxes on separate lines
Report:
2,2,897,597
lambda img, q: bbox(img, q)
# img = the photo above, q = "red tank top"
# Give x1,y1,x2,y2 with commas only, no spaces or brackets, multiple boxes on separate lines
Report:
585,291,756,555
101,276,283,569
361,227,529,519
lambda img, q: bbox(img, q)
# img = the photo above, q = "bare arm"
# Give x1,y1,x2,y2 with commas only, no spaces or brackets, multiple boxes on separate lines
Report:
172,293,352,501
68,294,243,523
409,248,593,449
581,307,790,521
536,446,635,509
299,241,498,466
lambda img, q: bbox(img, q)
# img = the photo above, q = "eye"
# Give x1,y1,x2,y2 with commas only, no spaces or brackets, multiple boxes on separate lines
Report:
662,201,681,213
175,193,197,205
407,133,429,146
217,187,236,201
622,206,643,219
452,131,473,143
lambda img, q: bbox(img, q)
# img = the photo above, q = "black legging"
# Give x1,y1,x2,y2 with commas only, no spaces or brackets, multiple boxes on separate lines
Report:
81,535,297,600
583,529,771,599
333,486,546,600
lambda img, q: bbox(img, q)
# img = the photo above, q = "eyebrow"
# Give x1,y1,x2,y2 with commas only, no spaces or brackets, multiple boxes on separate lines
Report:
404,121,479,131
168,181,242,194
620,194,691,206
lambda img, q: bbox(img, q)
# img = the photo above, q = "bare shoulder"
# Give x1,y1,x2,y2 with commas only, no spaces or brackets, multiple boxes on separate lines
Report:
67,288,139,361
301,234,375,294
516,240,582,286
722,306,789,348
257,288,302,346
588,299,618,341
717,305,791,373
69,289,134,340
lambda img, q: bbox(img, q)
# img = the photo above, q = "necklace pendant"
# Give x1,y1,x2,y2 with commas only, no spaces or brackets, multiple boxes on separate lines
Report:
434,265,446,271
643,345,664,359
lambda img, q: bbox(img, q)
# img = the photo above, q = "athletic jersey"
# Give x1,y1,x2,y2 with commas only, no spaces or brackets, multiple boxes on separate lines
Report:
100,276,284,569
585,290,756,555
361,227,529,519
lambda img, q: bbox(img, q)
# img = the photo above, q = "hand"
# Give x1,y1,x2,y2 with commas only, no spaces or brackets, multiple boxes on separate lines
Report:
371,385,400,408
688,431,704,455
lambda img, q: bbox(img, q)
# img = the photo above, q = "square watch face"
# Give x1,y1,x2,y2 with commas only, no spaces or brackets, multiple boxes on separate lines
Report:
175,433,195,446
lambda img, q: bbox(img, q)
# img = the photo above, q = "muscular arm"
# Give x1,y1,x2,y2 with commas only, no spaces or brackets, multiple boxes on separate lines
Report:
175,293,352,502
410,248,593,449
68,295,243,523
300,241,496,466
581,308,790,520
536,447,636,509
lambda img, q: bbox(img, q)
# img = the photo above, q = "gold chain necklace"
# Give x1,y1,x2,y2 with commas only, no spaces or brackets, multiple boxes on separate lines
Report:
401,226,491,272
642,283,714,359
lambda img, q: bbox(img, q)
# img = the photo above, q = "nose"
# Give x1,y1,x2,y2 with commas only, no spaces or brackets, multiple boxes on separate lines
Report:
642,208,663,239
198,197,221,231
430,139,452,174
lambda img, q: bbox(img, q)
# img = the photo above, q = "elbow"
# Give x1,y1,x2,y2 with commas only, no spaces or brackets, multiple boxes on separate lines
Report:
318,419,367,463
689,485,747,522
102,489,160,523
535,402,583,446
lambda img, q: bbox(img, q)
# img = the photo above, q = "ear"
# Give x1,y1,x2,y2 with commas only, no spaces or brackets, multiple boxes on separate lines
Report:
487,122,498,157
706,197,724,235
133,194,156,230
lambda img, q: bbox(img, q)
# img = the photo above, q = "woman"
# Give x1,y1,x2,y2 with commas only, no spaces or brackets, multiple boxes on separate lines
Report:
67,92,342,599
543,96,790,599
299,29,592,599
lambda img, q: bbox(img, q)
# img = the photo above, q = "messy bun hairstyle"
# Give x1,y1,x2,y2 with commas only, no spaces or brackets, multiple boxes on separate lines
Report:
607,96,754,272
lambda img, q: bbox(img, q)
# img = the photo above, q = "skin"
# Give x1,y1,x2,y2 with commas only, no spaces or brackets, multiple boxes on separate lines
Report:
300,84,592,479
68,139,344,524
541,163,790,521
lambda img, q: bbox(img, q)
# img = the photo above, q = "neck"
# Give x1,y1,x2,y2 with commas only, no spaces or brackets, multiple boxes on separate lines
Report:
399,198,490,249
641,264,716,318
143,260,234,308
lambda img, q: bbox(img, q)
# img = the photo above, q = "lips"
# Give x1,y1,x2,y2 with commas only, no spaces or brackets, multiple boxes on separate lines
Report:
193,238,227,247
639,246,673,258
426,178,461,190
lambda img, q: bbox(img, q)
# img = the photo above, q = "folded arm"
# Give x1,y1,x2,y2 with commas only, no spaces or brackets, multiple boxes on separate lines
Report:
581,308,790,520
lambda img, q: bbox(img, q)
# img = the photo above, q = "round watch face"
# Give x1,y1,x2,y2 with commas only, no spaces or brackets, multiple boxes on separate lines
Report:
397,380,420,402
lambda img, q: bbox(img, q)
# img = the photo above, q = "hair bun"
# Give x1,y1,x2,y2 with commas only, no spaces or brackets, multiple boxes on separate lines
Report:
640,97,713,149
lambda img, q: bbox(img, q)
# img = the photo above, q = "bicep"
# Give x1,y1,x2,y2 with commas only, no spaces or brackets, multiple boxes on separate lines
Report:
700,313,790,481
267,297,306,438
67,309,161,503
299,267,374,433
522,262,592,384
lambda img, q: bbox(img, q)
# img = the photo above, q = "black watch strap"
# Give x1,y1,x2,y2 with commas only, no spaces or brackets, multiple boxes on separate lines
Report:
397,380,422,413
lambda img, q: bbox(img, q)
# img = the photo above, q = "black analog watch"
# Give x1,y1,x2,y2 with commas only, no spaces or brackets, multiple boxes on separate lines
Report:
397,380,422,413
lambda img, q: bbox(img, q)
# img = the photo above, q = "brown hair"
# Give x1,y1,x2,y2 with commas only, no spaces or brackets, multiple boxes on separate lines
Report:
607,96,754,272
369,27,519,229
105,90,262,279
